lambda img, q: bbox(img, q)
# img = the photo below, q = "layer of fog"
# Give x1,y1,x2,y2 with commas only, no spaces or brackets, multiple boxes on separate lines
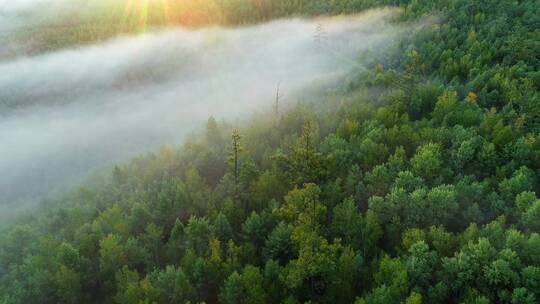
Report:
0,8,405,205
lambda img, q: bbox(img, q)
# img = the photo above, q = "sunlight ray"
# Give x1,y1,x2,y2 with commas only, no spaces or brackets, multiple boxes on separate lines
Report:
139,0,150,32
121,0,135,31
160,0,171,24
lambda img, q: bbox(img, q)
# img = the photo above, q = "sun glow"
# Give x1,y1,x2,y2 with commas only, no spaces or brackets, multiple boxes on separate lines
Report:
118,0,227,32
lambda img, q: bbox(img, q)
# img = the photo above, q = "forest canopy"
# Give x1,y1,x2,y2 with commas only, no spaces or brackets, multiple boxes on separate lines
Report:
1,0,540,303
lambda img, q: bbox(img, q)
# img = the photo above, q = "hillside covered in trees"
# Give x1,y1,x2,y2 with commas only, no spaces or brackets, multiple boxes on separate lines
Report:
1,0,540,303
1,0,399,57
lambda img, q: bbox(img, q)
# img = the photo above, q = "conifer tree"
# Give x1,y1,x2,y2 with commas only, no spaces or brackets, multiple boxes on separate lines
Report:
229,129,243,197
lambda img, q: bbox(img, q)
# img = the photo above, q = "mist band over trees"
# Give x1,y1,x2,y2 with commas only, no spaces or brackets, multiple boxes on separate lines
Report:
1,0,540,303
0,8,406,205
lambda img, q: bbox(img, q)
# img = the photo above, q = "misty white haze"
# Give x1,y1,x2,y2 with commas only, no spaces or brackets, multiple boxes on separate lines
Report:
0,7,405,206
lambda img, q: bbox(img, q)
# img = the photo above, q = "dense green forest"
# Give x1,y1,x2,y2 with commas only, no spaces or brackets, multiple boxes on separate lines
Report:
2,0,540,303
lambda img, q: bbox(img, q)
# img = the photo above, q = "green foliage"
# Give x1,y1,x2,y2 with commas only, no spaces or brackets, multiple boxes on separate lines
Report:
215,212,234,242
2,0,540,303
410,143,442,184
219,265,266,304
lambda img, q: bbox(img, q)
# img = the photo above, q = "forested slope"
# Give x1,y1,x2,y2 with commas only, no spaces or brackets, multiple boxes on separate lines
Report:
1,0,399,59
1,0,540,303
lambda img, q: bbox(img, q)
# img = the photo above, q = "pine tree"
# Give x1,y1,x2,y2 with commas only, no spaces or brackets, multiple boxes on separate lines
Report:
274,82,281,123
228,129,243,198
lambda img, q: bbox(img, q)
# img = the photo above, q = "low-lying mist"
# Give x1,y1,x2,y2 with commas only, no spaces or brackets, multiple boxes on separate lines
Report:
0,8,405,206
